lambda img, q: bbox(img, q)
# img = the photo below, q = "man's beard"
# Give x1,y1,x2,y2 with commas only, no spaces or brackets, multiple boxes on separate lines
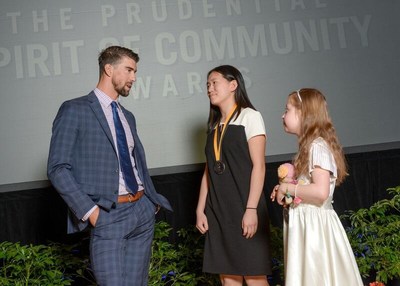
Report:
119,89,129,97
113,79,131,97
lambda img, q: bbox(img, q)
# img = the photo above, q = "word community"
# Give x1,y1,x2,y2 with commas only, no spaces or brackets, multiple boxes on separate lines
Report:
0,14,370,79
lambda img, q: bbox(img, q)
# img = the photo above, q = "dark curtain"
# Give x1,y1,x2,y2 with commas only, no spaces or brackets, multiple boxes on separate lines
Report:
1,148,399,245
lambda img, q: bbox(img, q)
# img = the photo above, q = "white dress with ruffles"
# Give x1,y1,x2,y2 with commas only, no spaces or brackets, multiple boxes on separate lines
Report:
283,137,363,286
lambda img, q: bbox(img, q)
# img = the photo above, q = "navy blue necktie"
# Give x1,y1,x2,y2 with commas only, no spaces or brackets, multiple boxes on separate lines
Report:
111,101,138,194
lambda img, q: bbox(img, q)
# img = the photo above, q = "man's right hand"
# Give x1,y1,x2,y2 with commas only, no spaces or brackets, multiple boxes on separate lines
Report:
89,206,100,226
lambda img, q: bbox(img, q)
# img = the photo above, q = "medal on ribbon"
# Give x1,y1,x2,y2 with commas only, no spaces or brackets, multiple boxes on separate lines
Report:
213,104,237,175
213,160,225,175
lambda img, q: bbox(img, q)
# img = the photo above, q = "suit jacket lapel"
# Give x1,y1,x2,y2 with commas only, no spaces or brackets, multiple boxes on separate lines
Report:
87,92,117,152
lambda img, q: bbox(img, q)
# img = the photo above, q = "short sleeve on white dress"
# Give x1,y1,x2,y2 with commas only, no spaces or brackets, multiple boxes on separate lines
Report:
231,108,266,141
308,137,337,179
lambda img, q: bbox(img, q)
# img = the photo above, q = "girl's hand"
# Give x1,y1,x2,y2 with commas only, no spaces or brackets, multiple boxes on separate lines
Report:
270,184,284,205
271,183,288,205
196,212,209,234
277,183,290,205
242,209,258,239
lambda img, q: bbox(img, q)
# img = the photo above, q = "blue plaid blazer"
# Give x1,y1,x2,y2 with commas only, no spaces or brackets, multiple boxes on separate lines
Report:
47,91,172,233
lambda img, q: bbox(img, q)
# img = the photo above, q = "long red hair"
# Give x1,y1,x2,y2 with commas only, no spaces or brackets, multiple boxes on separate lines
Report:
289,88,348,185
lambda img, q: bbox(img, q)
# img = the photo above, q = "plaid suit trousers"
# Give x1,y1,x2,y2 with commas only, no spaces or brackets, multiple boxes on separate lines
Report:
90,195,156,286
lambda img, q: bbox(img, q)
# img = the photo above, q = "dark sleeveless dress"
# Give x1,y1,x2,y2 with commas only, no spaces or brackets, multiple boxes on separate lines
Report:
202,108,272,276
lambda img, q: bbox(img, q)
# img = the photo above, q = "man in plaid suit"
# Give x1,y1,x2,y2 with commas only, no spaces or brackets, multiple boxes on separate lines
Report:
48,46,172,285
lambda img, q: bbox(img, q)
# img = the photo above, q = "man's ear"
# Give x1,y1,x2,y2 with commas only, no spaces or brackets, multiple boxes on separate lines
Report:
104,63,113,77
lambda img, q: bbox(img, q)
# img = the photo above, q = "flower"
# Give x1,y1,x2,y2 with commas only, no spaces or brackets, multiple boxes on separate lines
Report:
277,163,302,207
277,163,296,183
369,282,385,286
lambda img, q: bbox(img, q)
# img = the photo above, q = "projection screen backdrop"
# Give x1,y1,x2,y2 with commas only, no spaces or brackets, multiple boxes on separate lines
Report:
0,0,399,186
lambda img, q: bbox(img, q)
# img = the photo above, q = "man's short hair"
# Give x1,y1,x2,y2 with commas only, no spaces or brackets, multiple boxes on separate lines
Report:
98,46,139,76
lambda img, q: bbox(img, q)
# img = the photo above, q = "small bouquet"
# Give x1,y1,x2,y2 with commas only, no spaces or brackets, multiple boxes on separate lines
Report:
277,163,296,184
277,163,302,206
369,283,385,286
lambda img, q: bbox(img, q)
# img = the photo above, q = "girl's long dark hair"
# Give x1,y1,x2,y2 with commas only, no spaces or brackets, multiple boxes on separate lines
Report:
207,65,255,133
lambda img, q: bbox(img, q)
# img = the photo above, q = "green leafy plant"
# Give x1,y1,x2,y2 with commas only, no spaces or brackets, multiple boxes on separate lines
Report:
0,241,92,286
341,186,400,284
148,221,200,285
175,225,219,286
0,221,284,285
